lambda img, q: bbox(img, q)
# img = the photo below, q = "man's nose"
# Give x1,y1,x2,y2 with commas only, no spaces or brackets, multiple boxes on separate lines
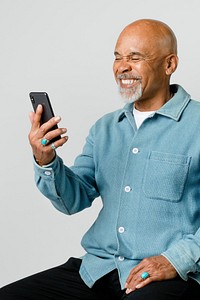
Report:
117,60,132,73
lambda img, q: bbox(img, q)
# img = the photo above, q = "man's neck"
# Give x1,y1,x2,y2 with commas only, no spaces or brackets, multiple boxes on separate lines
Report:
134,88,173,111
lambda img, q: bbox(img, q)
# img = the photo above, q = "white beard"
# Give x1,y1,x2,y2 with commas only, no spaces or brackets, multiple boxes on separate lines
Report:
118,81,142,104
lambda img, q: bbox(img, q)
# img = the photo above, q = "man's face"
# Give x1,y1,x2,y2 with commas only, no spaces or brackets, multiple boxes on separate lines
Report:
113,27,169,104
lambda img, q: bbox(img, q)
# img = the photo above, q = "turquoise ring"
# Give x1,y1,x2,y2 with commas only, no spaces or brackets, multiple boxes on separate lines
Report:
141,272,149,280
41,138,49,146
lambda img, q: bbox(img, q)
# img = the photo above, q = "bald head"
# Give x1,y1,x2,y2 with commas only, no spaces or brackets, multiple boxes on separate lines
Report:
118,19,177,57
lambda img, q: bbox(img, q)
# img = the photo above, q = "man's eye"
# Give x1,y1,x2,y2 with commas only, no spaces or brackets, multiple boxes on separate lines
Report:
130,57,140,61
114,56,143,62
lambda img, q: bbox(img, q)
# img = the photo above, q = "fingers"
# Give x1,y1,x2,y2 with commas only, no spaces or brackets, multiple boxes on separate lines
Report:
40,132,68,151
125,256,178,294
31,134,68,166
36,116,61,139
49,135,69,150
28,104,69,166
31,104,43,130
29,104,61,135
125,262,152,294
125,270,158,294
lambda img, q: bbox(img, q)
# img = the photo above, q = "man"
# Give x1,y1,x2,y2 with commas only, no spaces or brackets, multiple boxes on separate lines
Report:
1,19,200,299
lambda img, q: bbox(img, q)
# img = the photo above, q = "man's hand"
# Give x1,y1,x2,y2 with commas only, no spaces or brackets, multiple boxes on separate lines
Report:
28,104,68,166
125,255,178,294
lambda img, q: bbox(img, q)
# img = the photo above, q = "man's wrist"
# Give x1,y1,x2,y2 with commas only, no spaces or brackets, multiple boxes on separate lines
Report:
34,155,56,167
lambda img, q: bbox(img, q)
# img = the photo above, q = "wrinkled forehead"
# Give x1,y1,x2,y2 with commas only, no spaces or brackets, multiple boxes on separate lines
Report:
114,31,152,56
114,23,174,57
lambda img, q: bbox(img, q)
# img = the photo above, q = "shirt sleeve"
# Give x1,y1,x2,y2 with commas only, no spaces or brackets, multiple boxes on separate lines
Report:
33,125,100,215
161,228,200,281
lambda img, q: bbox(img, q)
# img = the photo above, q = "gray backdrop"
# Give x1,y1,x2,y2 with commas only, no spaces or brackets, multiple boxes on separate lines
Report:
0,0,200,287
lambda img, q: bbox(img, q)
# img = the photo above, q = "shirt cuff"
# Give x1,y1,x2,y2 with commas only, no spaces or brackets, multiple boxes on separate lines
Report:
161,242,197,281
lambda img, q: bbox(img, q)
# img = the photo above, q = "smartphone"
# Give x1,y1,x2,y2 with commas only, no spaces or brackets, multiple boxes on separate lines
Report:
29,92,61,142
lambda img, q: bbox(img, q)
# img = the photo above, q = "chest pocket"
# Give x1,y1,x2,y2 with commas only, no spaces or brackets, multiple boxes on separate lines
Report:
142,151,191,202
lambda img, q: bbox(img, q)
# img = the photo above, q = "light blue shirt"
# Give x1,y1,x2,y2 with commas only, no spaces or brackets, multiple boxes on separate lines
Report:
34,85,200,288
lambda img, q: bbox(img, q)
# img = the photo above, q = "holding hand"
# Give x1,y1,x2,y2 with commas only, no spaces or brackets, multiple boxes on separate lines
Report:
125,255,178,294
28,104,68,166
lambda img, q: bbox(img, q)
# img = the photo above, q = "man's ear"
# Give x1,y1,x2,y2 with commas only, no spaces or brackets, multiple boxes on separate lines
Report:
165,54,179,76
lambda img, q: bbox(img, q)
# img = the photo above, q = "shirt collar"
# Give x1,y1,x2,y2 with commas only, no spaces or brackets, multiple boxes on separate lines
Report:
117,84,191,122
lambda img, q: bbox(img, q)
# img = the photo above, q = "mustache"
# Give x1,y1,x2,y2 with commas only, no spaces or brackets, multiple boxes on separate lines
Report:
117,74,142,80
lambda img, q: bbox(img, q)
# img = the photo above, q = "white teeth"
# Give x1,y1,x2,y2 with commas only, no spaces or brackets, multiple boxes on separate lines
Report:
121,79,135,85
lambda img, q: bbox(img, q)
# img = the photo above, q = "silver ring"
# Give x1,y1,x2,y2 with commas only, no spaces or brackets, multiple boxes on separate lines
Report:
51,143,56,150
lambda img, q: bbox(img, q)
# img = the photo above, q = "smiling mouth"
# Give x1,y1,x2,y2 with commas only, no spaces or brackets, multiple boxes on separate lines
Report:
119,78,142,89
117,74,142,88
121,79,138,85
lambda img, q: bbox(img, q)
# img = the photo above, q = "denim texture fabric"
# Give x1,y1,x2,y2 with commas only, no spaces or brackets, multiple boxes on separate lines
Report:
34,85,200,288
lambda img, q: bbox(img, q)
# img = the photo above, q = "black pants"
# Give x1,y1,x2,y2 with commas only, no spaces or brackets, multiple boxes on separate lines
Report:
0,257,199,300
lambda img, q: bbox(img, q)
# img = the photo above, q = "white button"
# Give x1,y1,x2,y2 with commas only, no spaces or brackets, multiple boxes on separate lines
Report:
118,256,124,261
124,186,131,193
118,227,125,233
132,147,139,154
44,171,51,176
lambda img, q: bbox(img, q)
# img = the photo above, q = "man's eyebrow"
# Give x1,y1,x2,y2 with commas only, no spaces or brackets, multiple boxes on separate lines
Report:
114,51,120,56
129,51,144,56
114,51,144,56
